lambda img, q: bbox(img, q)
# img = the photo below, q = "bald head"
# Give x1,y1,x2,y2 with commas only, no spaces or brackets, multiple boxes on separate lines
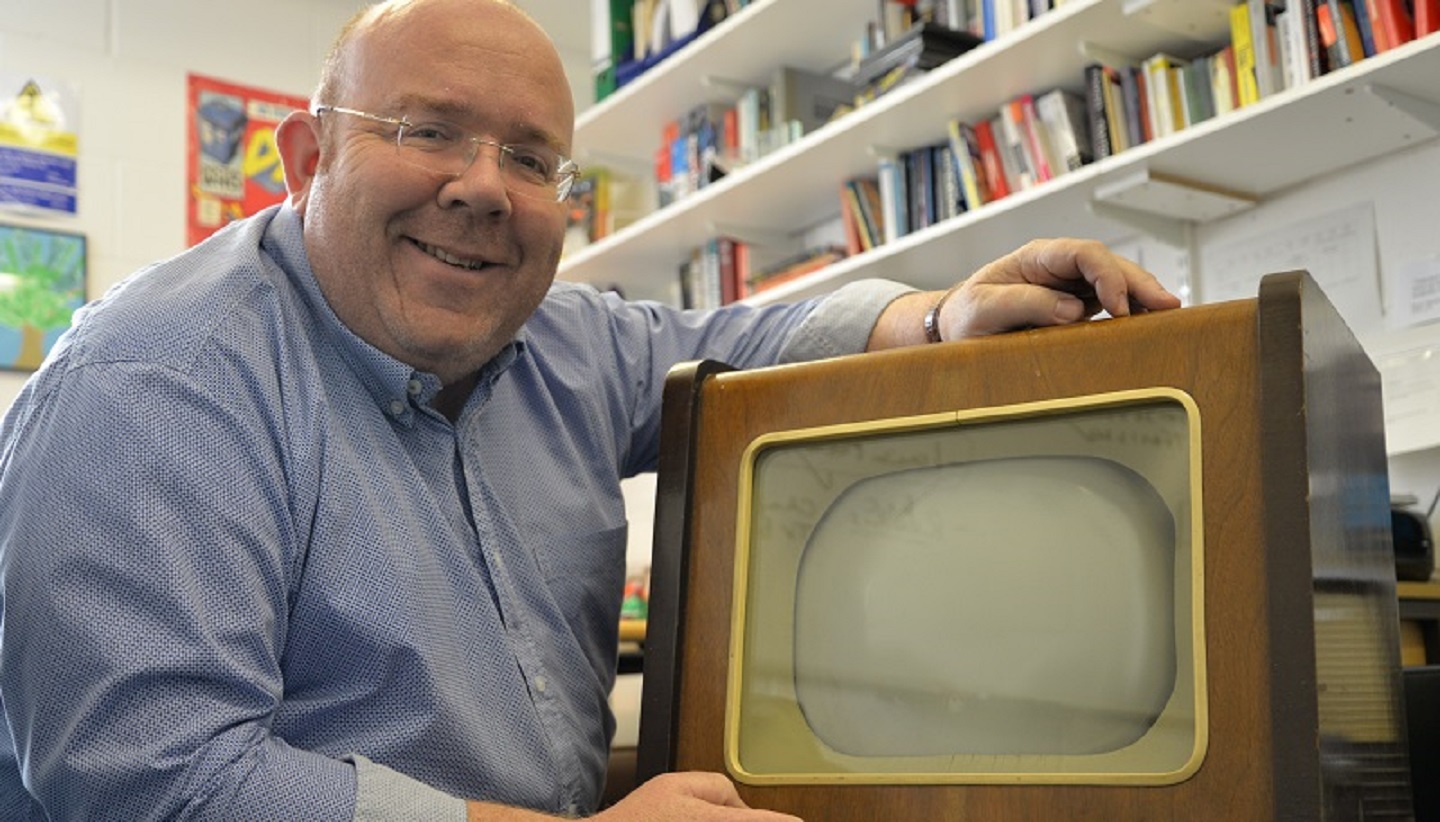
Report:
314,0,561,112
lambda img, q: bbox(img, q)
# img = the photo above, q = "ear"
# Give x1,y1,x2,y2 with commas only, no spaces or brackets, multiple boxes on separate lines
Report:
277,110,322,214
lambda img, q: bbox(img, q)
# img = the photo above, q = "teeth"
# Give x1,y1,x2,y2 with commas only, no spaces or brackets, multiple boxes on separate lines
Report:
416,240,486,271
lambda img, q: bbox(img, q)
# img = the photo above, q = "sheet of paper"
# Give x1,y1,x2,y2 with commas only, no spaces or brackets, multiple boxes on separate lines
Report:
1200,202,1382,336
1388,253,1440,331
1376,340,1440,456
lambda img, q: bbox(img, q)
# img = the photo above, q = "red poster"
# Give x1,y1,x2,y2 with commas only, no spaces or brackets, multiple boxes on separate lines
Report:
187,73,309,247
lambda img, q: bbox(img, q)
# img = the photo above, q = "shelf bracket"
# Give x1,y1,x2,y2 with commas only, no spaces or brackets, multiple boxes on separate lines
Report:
1077,40,1138,69
1119,0,1233,41
1363,83,1440,134
707,222,792,247
700,74,753,95
573,150,653,175
1087,201,1191,248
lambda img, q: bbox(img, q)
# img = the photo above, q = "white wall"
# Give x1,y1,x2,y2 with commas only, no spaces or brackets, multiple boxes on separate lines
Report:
0,0,592,409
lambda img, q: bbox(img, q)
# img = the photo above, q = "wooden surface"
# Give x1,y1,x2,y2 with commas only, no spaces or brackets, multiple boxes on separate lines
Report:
671,300,1278,820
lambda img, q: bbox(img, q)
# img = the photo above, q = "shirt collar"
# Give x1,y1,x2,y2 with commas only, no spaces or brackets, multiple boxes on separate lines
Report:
260,204,527,425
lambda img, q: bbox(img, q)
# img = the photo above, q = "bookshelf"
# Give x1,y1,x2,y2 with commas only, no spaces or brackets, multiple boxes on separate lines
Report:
563,0,1440,305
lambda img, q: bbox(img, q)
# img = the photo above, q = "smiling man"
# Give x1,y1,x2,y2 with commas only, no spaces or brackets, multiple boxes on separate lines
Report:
0,1,1177,820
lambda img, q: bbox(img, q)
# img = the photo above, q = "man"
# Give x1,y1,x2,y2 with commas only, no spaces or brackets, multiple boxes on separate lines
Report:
0,0,1178,819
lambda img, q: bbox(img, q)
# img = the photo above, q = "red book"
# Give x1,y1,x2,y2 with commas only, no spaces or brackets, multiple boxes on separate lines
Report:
1370,0,1415,49
1416,0,1439,36
972,118,1011,200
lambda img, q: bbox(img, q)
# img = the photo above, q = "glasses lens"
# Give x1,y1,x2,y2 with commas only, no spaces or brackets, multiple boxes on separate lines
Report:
395,121,572,202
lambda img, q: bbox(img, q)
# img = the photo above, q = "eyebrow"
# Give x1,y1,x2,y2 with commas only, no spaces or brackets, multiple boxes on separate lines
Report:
388,94,567,153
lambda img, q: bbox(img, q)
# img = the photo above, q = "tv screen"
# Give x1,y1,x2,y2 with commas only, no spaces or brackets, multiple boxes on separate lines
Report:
726,390,1207,785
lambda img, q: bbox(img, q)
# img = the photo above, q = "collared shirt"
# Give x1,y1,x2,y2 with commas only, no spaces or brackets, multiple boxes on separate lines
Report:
0,205,909,820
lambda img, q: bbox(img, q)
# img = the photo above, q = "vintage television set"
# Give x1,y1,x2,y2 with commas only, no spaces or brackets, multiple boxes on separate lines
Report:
637,272,1414,820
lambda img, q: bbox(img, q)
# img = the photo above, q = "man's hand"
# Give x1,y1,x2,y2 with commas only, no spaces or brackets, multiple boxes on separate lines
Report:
594,772,802,821
867,238,1182,349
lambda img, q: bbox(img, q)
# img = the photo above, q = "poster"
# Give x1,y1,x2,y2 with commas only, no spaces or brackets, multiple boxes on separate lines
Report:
0,222,86,371
187,73,308,247
0,74,81,216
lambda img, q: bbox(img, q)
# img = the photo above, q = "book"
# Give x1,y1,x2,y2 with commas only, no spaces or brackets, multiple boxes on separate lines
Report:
1099,64,1130,154
1294,0,1329,78
935,144,965,219
946,118,990,209
1014,94,1057,184
1117,65,1146,148
1248,0,1284,98
839,181,865,255
1231,2,1262,106
876,152,907,242
1210,45,1239,116
1350,0,1379,56
1419,0,1440,36
973,117,1012,198
853,176,886,246
749,245,847,293
1142,53,1187,137
1083,62,1113,161
1319,0,1365,69
1033,89,1093,173
998,100,1038,189
1370,0,1416,49
852,21,984,86
593,0,635,102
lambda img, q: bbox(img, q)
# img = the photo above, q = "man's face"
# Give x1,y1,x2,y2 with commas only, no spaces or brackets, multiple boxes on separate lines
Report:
288,0,574,385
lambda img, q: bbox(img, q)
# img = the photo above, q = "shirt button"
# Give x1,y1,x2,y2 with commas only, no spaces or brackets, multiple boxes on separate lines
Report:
388,399,406,417
534,676,547,693
406,379,423,396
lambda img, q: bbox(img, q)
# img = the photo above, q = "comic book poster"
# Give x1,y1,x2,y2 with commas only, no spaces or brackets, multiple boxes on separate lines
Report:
187,73,308,247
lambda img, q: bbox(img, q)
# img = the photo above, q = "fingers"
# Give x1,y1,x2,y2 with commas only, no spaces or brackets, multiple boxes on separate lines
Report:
951,238,1179,336
597,772,804,822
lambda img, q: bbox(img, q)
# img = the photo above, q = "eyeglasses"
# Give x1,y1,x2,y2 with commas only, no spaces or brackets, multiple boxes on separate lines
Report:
314,104,579,202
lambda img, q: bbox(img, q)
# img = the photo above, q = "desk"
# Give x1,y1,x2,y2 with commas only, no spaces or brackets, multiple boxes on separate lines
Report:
1398,581,1440,666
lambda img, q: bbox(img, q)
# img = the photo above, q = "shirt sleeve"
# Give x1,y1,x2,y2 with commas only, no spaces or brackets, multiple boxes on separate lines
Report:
776,278,916,363
0,354,359,820
349,755,468,822
528,278,913,476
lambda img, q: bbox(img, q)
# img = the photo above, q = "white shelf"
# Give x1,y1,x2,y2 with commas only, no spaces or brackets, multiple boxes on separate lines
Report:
562,0,1440,304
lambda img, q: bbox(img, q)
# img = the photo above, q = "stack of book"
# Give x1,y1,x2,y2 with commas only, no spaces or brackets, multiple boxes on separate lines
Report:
853,22,985,103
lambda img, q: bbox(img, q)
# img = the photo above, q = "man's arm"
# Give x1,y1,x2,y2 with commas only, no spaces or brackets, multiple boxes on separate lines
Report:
867,238,1181,349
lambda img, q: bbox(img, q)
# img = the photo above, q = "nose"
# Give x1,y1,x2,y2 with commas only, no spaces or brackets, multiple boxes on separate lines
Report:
438,139,512,216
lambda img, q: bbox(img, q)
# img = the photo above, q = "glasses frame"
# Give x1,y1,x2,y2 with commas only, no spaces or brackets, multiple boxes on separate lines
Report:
314,104,579,202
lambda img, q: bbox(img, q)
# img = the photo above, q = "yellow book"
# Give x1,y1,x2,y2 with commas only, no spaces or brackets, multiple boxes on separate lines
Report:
1230,2,1261,106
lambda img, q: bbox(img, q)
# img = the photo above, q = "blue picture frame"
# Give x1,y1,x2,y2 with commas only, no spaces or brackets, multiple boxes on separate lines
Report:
0,222,86,372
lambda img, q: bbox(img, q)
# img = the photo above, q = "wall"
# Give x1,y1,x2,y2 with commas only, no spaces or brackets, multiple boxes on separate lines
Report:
0,0,593,409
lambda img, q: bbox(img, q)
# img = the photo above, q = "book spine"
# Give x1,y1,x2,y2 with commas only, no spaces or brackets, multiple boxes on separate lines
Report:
1297,0,1328,77
1099,66,1129,154
1017,95,1055,183
1117,66,1145,147
1419,0,1440,36
1231,2,1262,105
1083,62,1113,161
973,117,1012,198
1373,0,1416,48
1351,0,1379,55
946,118,983,209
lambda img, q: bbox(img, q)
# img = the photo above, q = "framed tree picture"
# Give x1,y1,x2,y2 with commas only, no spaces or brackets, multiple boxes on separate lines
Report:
0,222,86,371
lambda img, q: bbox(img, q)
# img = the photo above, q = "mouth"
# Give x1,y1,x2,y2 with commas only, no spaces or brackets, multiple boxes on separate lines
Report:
410,238,495,272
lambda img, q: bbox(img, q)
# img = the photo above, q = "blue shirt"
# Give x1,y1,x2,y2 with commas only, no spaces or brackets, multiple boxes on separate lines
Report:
0,205,907,820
